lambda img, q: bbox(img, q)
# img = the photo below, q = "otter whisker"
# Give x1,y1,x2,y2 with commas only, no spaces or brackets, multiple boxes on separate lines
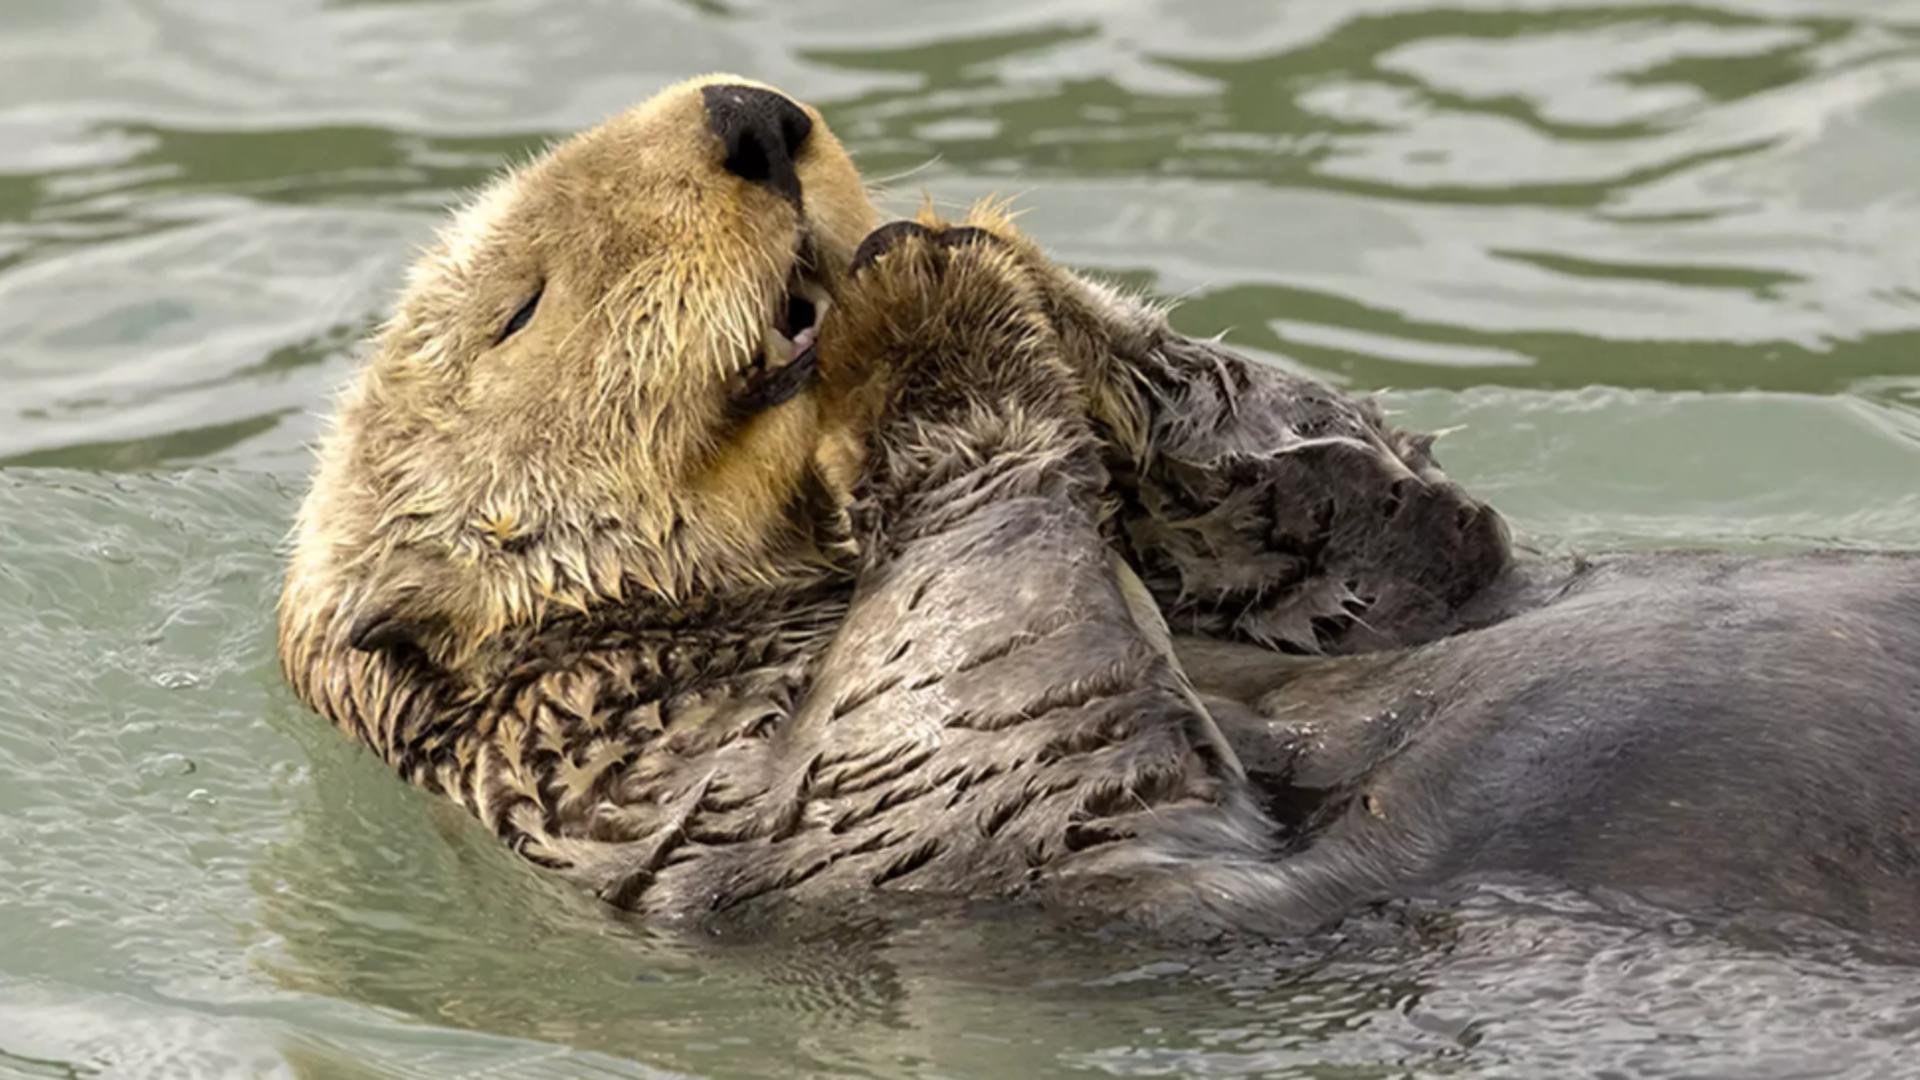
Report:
862,153,943,193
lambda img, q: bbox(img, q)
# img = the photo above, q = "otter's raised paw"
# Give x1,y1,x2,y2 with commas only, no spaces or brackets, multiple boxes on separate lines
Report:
819,214,1103,547
818,215,1078,419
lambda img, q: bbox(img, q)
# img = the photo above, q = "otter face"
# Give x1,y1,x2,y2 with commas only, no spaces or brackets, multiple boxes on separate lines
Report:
284,76,880,667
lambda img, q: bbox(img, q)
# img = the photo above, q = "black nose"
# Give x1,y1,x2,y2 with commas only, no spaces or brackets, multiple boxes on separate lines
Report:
702,84,813,207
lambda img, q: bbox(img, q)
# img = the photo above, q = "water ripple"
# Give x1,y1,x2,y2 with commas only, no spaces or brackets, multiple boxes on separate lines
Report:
2,2,1919,1077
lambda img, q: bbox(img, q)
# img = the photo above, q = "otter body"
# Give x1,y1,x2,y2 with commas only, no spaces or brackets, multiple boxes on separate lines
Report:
1194,552,1920,933
280,76,1920,938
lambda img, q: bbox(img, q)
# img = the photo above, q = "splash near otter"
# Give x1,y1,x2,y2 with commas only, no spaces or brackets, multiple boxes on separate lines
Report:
280,78,1920,936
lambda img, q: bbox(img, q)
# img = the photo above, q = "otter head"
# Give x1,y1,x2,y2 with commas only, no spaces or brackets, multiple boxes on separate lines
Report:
282,76,881,671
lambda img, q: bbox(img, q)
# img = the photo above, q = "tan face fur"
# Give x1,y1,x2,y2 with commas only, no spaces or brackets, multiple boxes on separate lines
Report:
281,75,881,671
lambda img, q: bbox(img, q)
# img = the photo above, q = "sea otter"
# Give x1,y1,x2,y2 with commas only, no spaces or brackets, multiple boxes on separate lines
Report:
279,76,1920,936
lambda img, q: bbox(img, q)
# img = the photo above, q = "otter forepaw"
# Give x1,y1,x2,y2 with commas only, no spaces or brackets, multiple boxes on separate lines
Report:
821,214,1072,418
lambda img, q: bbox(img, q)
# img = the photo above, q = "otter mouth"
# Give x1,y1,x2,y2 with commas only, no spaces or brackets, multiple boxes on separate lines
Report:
730,257,830,416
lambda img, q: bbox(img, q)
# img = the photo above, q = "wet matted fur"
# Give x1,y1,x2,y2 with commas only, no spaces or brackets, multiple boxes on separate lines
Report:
280,77,1920,937
275,78,1350,930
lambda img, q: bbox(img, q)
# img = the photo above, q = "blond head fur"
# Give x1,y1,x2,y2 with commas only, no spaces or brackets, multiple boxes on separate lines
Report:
281,75,881,676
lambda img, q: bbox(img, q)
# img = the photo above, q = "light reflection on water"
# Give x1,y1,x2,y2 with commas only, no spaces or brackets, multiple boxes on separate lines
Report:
1,1,1918,1076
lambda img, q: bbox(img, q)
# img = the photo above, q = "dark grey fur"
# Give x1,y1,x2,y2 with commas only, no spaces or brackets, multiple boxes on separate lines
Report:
1192,553,1920,934
1101,332,1512,656
1102,328,1920,936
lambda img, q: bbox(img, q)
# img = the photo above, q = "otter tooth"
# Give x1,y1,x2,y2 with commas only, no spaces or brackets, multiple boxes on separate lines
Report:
791,293,827,356
762,325,796,369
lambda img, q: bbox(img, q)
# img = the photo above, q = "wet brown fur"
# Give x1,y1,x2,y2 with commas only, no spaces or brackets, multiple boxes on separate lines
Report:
278,79,1381,928
285,78,1920,937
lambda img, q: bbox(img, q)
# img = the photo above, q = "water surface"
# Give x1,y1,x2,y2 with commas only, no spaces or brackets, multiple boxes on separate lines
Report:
3,1,1919,1076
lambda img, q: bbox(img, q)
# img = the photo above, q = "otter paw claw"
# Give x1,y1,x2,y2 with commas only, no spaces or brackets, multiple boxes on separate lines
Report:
850,221,934,276
931,225,999,252
849,221,1010,277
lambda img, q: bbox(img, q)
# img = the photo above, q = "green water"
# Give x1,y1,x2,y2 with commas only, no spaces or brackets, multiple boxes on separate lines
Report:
2,1,1918,1076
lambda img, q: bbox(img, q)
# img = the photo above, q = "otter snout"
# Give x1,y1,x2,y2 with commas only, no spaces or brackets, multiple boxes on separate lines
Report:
702,84,813,206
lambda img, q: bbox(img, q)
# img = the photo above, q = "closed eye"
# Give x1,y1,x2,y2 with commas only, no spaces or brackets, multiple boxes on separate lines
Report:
495,287,543,345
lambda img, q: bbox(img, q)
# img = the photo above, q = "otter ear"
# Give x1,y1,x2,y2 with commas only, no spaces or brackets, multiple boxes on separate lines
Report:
340,563,452,657
347,607,428,654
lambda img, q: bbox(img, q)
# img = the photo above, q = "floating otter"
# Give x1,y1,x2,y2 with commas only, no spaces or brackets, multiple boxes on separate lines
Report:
280,76,1920,936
